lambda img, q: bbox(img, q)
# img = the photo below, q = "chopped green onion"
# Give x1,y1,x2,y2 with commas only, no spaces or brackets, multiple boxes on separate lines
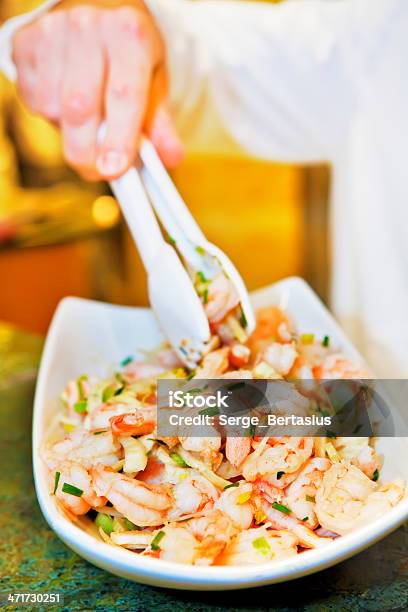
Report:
196,271,208,283
271,502,291,515
62,483,83,497
124,519,137,531
53,471,61,495
76,375,88,400
95,513,114,535
237,491,251,504
252,536,271,556
300,333,315,345
326,430,337,439
353,423,363,434
202,288,208,305
151,530,166,551
166,234,176,246
306,495,316,503
195,246,206,256
186,371,196,381
254,510,267,524
93,431,105,436
169,452,188,468
179,346,188,357
373,469,380,482
102,384,116,403
276,471,285,480
239,310,248,329
120,356,133,367
302,516,309,522
322,335,330,348
224,482,239,490
74,400,88,414
198,406,219,417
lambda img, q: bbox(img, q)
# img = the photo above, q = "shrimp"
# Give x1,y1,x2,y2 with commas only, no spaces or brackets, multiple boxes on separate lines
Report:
151,525,199,565
242,437,314,484
86,403,136,431
315,462,405,536
225,437,252,468
259,498,332,549
215,482,254,529
332,437,380,479
91,464,173,527
204,273,240,324
187,510,238,565
54,460,106,515
248,306,294,349
123,362,166,382
195,347,230,378
218,527,298,565
284,457,331,528
168,471,219,520
229,344,251,368
109,407,156,437
179,436,222,469
315,353,370,380
43,429,121,470
259,342,298,377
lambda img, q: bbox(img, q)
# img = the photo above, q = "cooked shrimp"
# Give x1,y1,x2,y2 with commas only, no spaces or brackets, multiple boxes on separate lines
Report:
44,429,121,470
242,437,314,484
284,457,331,528
110,407,156,437
332,437,380,479
179,436,222,468
153,525,199,564
187,510,238,565
54,460,106,515
225,437,252,468
315,462,404,536
87,403,136,431
215,482,254,529
204,273,240,324
195,347,230,378
260,342,298,376
315,353,370,380
91,464,173,527
260,499,332,549
218,527,298,565
169,471,219,520
123,362,166,382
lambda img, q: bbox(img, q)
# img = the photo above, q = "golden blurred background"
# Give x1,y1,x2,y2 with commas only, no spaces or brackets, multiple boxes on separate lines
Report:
0,0,330,336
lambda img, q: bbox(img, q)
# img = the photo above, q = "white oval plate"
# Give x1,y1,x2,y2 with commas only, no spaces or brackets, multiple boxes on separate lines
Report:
33,277,408,590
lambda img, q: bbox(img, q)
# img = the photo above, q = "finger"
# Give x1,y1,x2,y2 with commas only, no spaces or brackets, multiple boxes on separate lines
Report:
61,6,104,173
13,24,38,111
97,8,153,178
147,104,184,168
33,11,67,121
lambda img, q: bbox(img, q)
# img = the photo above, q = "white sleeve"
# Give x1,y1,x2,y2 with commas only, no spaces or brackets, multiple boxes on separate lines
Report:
0,0,353,163
146,0,353,162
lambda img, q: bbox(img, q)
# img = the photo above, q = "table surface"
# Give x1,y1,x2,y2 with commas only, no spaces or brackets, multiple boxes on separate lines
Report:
0,323,407,612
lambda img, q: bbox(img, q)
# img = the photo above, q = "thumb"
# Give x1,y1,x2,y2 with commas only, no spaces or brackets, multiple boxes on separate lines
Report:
146,104,184,168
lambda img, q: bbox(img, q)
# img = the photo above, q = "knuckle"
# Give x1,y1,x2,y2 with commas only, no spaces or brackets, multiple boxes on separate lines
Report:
68,6,96,30
117,7,147,41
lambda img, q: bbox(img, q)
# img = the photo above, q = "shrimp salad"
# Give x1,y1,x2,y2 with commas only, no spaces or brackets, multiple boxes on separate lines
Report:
43,275,405,566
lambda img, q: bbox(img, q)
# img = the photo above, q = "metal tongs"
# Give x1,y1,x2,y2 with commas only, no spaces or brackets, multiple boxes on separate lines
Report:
110,138,255,369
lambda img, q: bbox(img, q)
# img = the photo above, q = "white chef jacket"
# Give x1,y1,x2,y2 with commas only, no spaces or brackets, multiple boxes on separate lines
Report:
1,0,407,376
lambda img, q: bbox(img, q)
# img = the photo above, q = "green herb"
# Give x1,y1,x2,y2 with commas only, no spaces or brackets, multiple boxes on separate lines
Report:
198,406,219,417
276,471,285,480
146,438,168,446
102,384,116,403
252,536,272,556
196,271,208,284
322,335,330,347
53,471,61,495
151,530,166,551
76,375,88,400
169,452,188,468
239,310,248,329
120,356,133,367
166,234,176,246
124,519,136,531
195,246,206,256
62,483,83,497
186,371,196,381
326,430,337,439
93,431,105,435
271,502,291,515
224,482,239,490
302,516,309,522
352,423,363,434
306,495,315,503
373,469,380,482
74,400,88,414
114,385,124,396
202,288,208,304
95,513,114,535
179,346,188,357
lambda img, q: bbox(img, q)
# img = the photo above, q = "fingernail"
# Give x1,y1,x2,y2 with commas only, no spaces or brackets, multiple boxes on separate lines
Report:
96,150,128,176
